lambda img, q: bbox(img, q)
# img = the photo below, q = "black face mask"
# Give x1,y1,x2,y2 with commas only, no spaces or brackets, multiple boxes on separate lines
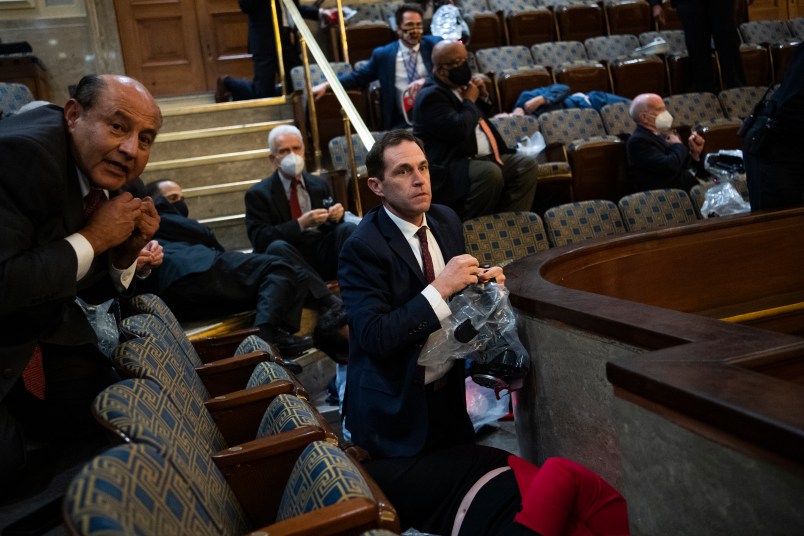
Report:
446,62,472,87
171,200,189,218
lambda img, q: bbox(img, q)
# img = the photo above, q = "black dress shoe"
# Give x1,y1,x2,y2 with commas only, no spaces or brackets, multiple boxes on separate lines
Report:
215,76,231,103
270,328,313,357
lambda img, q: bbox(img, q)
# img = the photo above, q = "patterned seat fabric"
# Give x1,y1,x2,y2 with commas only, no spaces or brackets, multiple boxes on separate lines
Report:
717,86,768,120
0,83,34,117
91,379,249,533
65,444,227,536
739,20,794,45
475,46,534,73
328,131,385,172
247,361,292,389
585,34,641,63
276,441,373,521
463,212,550,267
567,134,623,151
257,393,321,437
290,63,353,91
462,0,494,13
128,293,202,366
530,41,589,69
345,2,387,24
236,334,273,355
543,200,626,247
538,108,608,146
600,101,635,138
618,189,699,232
663,92,729,129
490,114,540,150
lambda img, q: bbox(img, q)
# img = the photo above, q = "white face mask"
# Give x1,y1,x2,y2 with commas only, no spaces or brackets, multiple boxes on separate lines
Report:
279,152,305,178
653,110,674,132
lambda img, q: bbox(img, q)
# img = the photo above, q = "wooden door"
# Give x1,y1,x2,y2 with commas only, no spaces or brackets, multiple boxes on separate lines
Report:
748,0,788,20
114,0,251,97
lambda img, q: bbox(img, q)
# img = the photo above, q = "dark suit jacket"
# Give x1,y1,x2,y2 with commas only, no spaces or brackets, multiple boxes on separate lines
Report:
245,170,339,253
0,105,117,399
626,124,698,192
338,204,474,458
412,75,509,209
338,36,442,130
239,0,318,56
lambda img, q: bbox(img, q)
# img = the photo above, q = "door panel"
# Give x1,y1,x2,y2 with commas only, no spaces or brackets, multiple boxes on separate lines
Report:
194,0,253,89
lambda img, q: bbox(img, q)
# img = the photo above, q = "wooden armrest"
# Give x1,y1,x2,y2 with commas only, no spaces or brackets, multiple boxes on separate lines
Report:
248,497,379,536
196,351,273,397
545,143,568,163
346,451,401,533
206,381,295,445
213,426,327,527
192,327,260,363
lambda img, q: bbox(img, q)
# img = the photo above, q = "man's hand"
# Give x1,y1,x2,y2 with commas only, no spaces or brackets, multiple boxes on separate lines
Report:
688,130,705,161
524,95,546,114
431,254,480,299
312,82,328,100
406,78,426,101
80,192,142,254
298,208,329,229
461,80,480,102
112,196,161,269
652,4,665,27
478,265,505,287
136,239,163,277
327,202,345,222
665,131,682,145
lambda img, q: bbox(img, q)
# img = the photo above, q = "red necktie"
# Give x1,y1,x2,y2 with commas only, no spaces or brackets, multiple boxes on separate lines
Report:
82,187,106,223
289,179,302,219
479,118,504,166
22,344,46,400
416,226,435,284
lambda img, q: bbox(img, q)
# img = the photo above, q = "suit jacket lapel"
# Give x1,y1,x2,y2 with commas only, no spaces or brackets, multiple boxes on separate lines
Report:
377,208,428,288
269,172,293,222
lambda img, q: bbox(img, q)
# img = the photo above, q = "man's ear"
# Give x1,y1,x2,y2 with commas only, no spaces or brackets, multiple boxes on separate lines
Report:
366,176,384,197
63,99,80,131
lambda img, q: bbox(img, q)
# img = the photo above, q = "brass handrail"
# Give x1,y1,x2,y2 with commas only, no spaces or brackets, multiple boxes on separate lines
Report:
299,36,323,172
335,0,350,65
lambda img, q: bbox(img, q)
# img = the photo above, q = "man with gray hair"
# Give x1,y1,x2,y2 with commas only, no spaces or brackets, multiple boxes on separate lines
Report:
245,125,356,280
626,92,705,192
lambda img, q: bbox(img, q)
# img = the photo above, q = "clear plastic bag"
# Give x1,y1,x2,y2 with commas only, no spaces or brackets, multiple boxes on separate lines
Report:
704,150,745,183
75,297,121,357
419,281,530,396
699,181,751,218
430,4,470,42
465,376,510,432
516,132,546,159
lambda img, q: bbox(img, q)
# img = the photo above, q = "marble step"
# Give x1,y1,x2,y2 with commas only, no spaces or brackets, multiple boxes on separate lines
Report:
157,96,294,133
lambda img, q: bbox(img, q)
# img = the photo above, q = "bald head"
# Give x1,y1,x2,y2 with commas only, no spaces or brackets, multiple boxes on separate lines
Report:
629,93,669,132
432,40,466,68
432,40,471,87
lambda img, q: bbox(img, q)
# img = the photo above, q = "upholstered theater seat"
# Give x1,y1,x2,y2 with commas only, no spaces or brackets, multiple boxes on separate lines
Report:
617,188,699,232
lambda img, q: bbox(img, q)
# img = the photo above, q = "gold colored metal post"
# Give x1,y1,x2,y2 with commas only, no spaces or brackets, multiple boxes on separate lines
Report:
335,0,350,65
271,0,286,95
342,110,362,217
300,36,323,172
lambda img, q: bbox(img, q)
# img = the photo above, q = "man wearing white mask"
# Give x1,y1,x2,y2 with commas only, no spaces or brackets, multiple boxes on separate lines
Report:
246,125,356,281
626,93,705,193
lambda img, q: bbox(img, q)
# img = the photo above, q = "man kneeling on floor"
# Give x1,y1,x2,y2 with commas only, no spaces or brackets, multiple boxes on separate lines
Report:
144,179,342,356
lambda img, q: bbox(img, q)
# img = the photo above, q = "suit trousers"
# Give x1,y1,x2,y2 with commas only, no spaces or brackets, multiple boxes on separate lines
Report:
295,222,356,281
225,28,301,100
463,152,540,220
160,251,307,332
674,0,745,91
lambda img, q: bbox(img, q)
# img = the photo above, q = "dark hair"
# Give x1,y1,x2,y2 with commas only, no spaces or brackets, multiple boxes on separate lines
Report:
395,3,424,27
144,179,171,199
71,74,107,110
365,130,426,180
312,302,349,365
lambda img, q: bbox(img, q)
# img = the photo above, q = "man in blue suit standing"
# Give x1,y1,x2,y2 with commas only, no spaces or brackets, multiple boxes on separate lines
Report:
312,4,441,130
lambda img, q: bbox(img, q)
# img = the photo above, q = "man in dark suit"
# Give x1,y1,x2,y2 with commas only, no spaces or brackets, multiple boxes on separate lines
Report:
217,0,331,101
0,74,161,492
338,130,511,532
412,40,539,219
650,0,745,92
311,3,442,130
626,92,705,192
145,179,342,355
245,124,355,280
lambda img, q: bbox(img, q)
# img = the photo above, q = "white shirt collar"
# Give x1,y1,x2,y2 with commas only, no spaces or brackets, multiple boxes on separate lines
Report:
383,206,428,239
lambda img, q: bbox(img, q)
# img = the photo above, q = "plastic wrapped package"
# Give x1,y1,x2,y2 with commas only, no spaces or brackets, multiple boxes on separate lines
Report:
699,181,751,218
704,150,745,183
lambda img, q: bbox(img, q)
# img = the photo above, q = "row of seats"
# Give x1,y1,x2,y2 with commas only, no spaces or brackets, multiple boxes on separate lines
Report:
464,181,748,266
326,88,761,210
62,293,400,535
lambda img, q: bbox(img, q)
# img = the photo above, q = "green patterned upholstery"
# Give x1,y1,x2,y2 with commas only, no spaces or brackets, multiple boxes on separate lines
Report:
247,361,292,389
257,393,320,438
91,379,249,532
65,444,224,536
111,330,226,451
276,441,373,521
128,294,203,367
618,189,699,232
463,212,550,267
543,200,626,247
